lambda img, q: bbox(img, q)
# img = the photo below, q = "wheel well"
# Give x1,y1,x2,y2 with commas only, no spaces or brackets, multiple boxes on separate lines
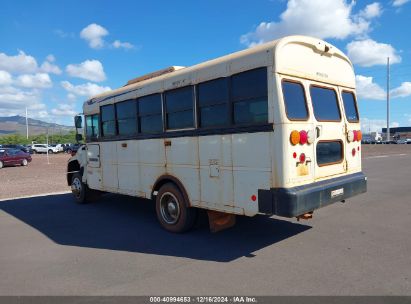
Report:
67,160,81,186
151,175,191,206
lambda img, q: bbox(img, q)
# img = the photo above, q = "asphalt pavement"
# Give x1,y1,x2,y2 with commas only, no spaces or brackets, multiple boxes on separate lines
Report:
0,153,410,295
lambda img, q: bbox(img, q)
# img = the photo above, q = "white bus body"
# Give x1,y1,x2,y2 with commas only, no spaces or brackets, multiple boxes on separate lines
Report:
68,35,367,232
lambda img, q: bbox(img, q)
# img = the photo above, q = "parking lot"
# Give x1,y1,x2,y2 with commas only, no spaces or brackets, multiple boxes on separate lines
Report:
0,146,410,295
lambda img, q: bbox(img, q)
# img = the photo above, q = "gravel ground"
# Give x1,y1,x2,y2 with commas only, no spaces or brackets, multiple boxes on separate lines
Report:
0,145,410,200
0,153,71,200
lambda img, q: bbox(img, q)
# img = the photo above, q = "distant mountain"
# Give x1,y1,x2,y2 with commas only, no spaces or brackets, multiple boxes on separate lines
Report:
0,115,74,136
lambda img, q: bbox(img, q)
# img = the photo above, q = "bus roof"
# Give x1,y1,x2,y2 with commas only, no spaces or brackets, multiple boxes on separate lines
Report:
83,35,353,111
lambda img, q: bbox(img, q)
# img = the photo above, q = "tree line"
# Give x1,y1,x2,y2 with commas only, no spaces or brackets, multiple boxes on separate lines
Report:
0,131,79,145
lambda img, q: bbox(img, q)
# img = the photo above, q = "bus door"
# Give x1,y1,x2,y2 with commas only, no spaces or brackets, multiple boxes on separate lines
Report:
86,143,102,190
309,83,348,180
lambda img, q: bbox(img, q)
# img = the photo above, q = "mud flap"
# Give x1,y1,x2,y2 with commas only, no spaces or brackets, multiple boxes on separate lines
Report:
207,210,236,233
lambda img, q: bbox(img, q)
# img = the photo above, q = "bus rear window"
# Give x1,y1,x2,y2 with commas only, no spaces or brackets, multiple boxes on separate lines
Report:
316,141,343,166
282,81,308,120
341,91,359,122
310,86,341,121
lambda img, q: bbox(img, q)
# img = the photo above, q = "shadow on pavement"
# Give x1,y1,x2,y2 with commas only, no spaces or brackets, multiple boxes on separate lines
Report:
0,193,311,262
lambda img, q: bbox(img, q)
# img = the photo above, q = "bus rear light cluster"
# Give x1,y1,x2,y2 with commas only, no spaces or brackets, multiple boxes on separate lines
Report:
299,153,306,163
347,130,362,142
290,130,315,145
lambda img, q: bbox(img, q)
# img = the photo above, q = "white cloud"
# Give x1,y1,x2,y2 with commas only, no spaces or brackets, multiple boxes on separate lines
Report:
61,81,111,98
51,104,77,117
46,54,55,62
15,73,52,89
359,2,382,19
66,60,106,82
393,0,410,7
0,71,13,86
0,50,38,74
40,61,62,75
0,87,46,113
361,117,400,132
356,75,411,100
347,39,401,67
112,40,134,49
390,82,411,98
356,75,386,100
240,0,376,47
80,23,109,49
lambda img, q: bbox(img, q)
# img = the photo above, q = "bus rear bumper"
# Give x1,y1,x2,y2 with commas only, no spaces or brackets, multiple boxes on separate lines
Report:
258,172,367,217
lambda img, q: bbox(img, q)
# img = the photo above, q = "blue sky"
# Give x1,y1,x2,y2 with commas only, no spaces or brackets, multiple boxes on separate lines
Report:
0,0,410,131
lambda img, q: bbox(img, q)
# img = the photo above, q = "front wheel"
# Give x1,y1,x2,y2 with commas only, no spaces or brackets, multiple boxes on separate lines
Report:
155,183,197,233
48,149,53,154
0,161,3,169
71,173,100,204
21,159,28,166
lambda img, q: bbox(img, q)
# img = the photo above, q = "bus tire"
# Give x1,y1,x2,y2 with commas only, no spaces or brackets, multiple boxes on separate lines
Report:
155,183,197,233
71,173,100,204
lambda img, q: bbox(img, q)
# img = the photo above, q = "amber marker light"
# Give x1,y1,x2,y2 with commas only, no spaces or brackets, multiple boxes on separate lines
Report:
290,130,300,145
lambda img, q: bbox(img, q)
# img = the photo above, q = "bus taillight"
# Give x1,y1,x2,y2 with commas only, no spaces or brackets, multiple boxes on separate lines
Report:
299,130,308,145
299,153,306,163
290,130,300,145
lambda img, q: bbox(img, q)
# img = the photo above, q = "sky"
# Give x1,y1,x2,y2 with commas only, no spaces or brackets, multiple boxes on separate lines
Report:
0,0,410,132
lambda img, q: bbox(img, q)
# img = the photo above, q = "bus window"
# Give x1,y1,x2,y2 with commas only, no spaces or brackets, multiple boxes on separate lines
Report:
282,80,308,120
116,99,137,135
86,114,99,140
101,104,116,136
198,78,229,128
165,86,194,130
310,86,341,121
341,91,359,123
139,94,163,134
231,67,268,125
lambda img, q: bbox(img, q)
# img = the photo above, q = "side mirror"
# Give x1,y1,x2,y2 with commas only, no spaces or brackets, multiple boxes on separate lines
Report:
74,116,82,129
76,134,83,142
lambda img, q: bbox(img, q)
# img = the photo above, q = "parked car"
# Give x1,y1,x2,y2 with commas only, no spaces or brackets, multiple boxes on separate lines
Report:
32,144,60,154
396,139,407,144
0,144,31,153
65,144,81,155
0,148,32,169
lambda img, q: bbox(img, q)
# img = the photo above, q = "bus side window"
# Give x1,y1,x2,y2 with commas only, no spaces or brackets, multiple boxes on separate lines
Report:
86,114,100,140
231,67,268,125
165,86,194,130
116,99,138,135
139,94,163,134
198,78,229,128
101,104,116,137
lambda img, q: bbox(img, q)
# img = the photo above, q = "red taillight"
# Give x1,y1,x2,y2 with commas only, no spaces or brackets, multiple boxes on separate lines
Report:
353,130,358,142
352,148,356,156
299,130,308,145
251,195,257,202
293,152,297,159
299,153,306,163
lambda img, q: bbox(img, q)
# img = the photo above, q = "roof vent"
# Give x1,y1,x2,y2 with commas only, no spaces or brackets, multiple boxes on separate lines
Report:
125,66,185,86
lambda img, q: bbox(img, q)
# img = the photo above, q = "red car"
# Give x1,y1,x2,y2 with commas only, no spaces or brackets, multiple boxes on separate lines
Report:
0,148,32,169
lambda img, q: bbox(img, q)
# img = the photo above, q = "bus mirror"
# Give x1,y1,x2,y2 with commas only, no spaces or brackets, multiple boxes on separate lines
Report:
74,116,82,129
75,134,83,142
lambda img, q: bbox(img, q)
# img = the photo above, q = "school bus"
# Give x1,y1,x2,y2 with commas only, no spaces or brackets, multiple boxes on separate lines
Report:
67,35,367,233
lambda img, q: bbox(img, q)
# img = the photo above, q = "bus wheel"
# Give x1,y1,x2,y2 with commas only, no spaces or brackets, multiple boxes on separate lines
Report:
71,173,100,204
155,183,197,233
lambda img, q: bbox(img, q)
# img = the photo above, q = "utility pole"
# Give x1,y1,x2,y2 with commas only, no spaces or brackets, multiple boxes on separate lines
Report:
386,57,390,142
25,107,29,140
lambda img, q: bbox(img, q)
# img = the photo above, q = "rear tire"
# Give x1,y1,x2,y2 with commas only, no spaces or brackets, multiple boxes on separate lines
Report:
155,183,197,233
48,149,53,154
71,173,100,204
